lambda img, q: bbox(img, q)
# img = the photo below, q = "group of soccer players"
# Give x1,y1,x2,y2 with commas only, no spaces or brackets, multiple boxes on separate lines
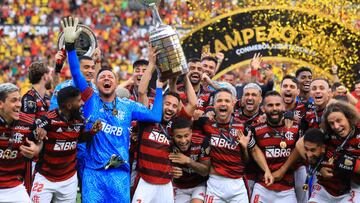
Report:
1,16,360,203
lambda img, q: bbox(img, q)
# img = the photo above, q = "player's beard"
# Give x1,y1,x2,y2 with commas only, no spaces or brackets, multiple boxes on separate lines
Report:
265,110,284,125
70,108,83,120
45,80,52,90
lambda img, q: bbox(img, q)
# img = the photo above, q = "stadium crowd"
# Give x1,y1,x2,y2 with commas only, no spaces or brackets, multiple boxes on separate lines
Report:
1,1,360,203
0,0,242,93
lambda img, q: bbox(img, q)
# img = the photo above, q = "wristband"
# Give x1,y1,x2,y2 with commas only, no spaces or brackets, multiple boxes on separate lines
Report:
55,63,63,73
251,69,258,77
65,42,75,51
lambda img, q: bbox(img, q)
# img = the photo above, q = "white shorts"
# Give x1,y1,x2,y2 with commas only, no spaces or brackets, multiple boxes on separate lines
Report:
0,184,30,203
30,172,78,203
309,183,352,203
251,183,296,203
350,181,360,203
205,174,249,203
294,165,308,203
174,183,206,203
247,179,255,197
130,160,138,188
132,177,174,203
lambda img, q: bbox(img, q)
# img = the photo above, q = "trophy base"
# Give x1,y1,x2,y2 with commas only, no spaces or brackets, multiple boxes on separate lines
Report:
159,69,187,82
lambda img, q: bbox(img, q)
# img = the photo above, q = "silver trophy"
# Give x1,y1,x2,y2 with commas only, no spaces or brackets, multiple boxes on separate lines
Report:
142,0,188,81
58,24,97,57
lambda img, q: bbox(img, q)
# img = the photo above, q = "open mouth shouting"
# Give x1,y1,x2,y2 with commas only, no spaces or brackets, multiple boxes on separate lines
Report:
136,75,142,83
314,95,323,104
270,111,280,120
303,83,311,91
245,99,255,110
218,106,229,117
283,92,294,103
163,109,175,121
190,72,201,84
103,82,112,89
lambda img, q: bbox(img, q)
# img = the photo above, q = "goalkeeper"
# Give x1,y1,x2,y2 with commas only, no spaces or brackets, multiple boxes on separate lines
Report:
61,17,163,203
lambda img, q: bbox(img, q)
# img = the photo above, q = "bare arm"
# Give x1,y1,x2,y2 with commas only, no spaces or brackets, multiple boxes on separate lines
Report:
168,77,178,93
118,77,135,88
92,48,102,78
250,144,274,186
202,74,221,90
251,145,270,172
169,152,210,177
272,147,301,181
295,137,306,160
250,53,262,83
183,73,197,116
138,46,157,106
331,65,340,83
346,92,358,106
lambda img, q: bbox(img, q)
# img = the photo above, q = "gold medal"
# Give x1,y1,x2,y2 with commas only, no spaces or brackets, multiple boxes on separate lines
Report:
328,157,334,165
303,184,309,191
3,149,11,159
280,141,287,149
112,109,118,116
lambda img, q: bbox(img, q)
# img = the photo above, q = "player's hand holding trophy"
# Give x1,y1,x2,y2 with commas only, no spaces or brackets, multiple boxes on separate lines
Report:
141,0,188,81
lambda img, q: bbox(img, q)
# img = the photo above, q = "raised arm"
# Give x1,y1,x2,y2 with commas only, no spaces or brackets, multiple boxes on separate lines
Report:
52,49,66,88
183,73,197,116
138,45,157,106
132,80,163,123
61,17,88,92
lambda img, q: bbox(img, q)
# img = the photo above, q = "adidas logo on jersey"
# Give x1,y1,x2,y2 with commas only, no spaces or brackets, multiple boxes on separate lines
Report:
263,133,270,138
56,128,63,133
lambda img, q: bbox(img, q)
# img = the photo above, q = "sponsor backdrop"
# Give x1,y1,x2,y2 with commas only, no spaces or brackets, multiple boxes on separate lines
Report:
181,6,360,88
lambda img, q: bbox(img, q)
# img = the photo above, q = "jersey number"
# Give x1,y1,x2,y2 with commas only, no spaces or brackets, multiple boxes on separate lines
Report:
32,182,44,193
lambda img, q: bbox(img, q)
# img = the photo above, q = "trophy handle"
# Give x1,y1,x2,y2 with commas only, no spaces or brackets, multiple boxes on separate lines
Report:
149,3,163,28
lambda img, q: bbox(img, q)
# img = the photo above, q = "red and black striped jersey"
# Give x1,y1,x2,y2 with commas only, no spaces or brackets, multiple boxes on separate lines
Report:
137,109,192,184
0,113,35,188
173,141,210,189
233,109,263,181
290,102,307,123
300,107,324,136
21,88,50,120
233,109,263,126
316,149,351,196
327,126,360,187
127,85,156,102
200,117,256,179
178,84,211,112
137,121,173,184
290,102,307,169
35,110,85,182
251,121,299,191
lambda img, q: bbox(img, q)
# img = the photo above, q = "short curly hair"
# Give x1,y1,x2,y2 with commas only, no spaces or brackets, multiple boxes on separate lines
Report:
28,62,49,84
